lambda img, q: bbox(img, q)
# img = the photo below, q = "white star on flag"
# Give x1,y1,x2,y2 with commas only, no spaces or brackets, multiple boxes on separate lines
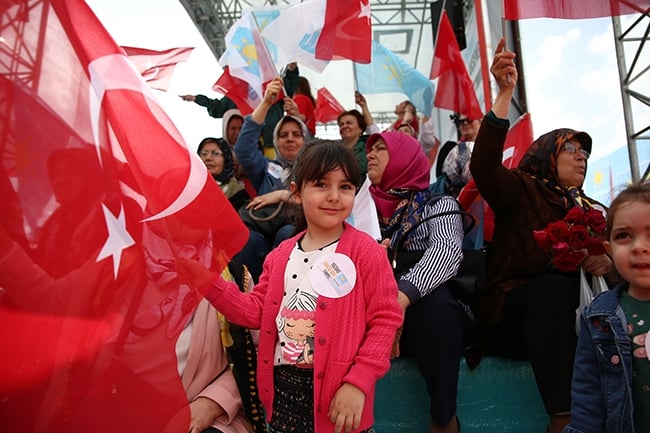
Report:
97,203,135,279
358,1,371,20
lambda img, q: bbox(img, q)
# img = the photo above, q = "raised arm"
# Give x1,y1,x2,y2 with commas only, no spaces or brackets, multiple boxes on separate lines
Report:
355,91,378,134
469,38,522,211
491,38,518,119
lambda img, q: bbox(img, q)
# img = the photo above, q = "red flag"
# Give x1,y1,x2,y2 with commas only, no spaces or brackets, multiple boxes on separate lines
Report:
213,66,286,116
121,46,194,91
0,1,247,432
504,0,649,20
458,113,534,243
315,0,372,63
502,112,534,169
212,66,257,115
315,87,345,123
430,11,483,121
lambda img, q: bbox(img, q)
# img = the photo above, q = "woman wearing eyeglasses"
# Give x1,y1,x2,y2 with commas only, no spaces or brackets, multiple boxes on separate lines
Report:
197,137,250,212
469,39,615,433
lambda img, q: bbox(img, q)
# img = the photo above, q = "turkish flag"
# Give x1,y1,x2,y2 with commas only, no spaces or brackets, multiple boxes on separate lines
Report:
458,113,534,243
213,66,285,116
212,66,258,115
502,112,534,169
0,1,247,432
430,11,483,121
504,0,649,20
315,87,345,123
315,0,373,63
121,46,194,92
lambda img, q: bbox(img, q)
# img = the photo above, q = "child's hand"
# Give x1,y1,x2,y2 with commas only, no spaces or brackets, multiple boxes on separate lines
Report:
177,257,212,288
328,383,365,433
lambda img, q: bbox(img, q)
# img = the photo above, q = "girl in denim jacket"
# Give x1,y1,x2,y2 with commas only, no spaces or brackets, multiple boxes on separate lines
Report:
566,182,650,433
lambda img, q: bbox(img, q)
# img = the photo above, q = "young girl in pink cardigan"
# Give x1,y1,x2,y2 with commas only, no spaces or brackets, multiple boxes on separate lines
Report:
204,140,402,433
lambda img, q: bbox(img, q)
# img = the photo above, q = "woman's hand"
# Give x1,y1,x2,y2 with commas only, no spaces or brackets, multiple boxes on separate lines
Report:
263,77,284,104
328,383,365,433
490,38,518,119
354,91,367,108
490,38,518,92
179,94,196,102
246,190,290,211
582,254,613,277
188,397,225,433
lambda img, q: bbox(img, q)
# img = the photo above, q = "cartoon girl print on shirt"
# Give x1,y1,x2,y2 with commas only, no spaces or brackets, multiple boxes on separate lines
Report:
278,290,317,365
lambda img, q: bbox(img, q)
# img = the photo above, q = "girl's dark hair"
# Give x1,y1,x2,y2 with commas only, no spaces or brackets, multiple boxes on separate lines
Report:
292,139,362,191
296,76,316,107
337,109,367,133
607,181,650,238
289,140,361,232
197,137,235,183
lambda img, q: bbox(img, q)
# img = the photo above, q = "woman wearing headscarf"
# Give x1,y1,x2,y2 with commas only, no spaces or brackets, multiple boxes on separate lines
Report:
366,131,472,433
469,39,614,433
197,137,249,211
233,76,310,282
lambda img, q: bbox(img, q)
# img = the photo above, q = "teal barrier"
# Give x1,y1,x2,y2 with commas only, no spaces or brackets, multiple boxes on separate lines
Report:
374,357,547,433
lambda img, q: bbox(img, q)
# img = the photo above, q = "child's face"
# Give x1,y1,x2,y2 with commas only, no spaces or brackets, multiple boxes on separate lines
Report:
605,201,650,299
292,168,356,236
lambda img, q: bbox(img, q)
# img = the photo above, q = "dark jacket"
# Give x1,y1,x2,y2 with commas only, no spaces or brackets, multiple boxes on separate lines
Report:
470,117,588,325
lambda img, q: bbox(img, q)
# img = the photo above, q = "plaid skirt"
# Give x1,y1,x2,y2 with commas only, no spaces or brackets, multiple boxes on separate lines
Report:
268,365,375,433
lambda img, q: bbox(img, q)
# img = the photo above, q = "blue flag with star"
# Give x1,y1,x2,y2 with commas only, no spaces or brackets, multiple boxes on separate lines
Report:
354,40,435,116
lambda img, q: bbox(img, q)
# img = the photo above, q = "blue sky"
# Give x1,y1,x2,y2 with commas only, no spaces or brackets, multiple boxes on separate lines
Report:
86,0,645,186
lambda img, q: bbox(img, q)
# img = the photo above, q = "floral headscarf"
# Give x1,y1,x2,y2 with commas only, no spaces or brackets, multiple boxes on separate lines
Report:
518,128,595,209
366,131,430,220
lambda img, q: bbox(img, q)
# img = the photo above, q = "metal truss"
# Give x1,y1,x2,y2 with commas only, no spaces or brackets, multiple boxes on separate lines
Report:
612,11,650,182
179,0,437,122
0,0,46,153
179,0,435,66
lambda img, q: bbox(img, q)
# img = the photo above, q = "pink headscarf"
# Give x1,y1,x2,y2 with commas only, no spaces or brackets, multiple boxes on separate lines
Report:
366,131,430,219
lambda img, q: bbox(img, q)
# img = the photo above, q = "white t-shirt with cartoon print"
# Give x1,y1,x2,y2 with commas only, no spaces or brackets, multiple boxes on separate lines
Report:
274,241,338,367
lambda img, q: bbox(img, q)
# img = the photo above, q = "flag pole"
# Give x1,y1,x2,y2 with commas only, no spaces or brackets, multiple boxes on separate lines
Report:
501,0,512,84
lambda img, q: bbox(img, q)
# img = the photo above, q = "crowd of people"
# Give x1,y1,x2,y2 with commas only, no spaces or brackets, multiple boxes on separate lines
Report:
5,34,641,433
169,38,650,433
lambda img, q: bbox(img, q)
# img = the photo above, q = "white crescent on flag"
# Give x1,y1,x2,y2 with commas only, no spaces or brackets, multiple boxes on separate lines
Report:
87,54,208,223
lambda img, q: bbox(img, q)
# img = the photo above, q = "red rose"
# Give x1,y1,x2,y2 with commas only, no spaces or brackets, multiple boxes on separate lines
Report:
552,250,586,272
564,207,584,224
568,224,590,250
587,238,606,256
547,221,570,243
584,209,607,234
533,229,551,250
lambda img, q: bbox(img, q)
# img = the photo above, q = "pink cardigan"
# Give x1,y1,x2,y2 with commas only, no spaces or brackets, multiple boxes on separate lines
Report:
205,223,402,433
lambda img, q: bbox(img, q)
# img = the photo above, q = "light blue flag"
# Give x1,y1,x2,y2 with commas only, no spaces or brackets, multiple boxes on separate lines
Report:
354,40,435,116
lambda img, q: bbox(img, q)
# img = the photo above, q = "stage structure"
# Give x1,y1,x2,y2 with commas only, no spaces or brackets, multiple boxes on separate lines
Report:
178,0,647,182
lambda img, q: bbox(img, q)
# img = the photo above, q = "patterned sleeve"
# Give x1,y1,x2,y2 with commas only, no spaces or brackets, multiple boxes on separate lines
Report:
397,195,464,303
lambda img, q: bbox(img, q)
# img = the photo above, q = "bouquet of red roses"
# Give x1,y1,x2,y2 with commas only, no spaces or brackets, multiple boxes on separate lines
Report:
533,207,607,272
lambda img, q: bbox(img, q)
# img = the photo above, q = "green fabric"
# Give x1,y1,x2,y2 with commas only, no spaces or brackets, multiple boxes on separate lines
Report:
621,291,650,433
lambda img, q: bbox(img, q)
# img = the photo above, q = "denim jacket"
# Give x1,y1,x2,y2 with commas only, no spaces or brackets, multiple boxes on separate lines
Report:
564,282,634,433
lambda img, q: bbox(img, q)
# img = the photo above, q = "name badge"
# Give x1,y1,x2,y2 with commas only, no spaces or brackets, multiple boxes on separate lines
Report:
309,253,357,299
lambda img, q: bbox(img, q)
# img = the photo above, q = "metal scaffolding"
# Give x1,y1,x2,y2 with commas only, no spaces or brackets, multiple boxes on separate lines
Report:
612,12,650,182
179,0,648,181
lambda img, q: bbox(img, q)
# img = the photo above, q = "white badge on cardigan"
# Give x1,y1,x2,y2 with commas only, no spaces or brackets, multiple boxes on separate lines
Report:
310,253,356,298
